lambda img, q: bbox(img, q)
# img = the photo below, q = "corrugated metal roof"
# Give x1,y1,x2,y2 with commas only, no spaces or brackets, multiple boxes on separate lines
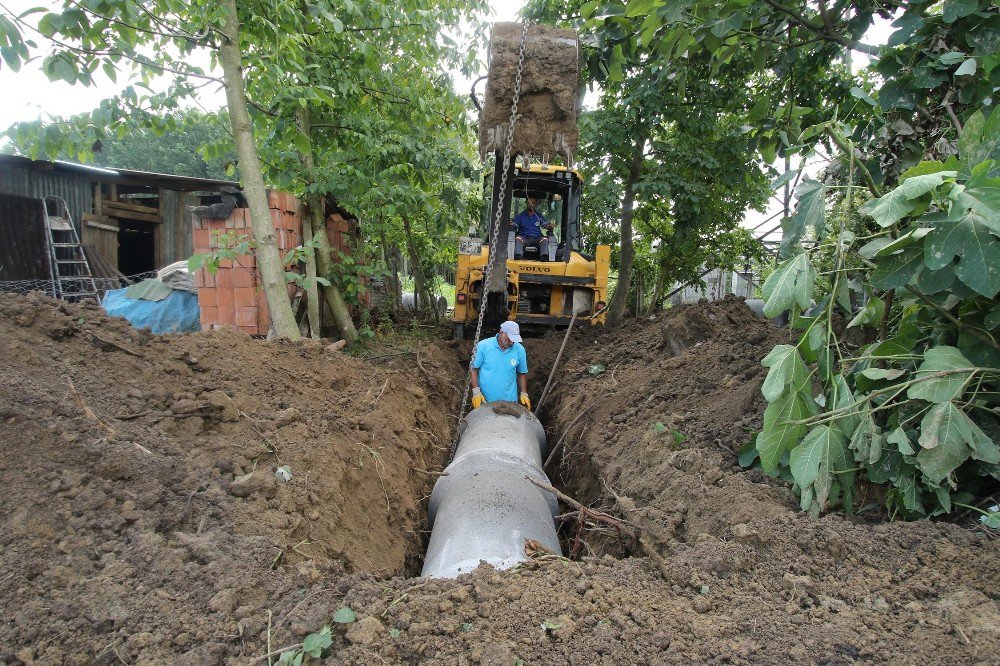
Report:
0,154,240,191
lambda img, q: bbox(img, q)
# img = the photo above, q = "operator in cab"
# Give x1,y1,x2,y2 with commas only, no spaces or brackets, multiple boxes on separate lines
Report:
513,195,554,261
470,321,531,410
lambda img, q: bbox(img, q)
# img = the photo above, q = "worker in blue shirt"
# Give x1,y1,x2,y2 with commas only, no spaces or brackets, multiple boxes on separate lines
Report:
470,320,531,410
513,195,554,261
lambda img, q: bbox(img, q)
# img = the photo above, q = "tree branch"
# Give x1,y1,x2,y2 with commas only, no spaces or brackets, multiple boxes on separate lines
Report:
761,0,879,56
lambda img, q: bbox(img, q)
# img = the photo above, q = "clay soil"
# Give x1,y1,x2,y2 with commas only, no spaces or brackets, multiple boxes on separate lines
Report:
2,293,999,665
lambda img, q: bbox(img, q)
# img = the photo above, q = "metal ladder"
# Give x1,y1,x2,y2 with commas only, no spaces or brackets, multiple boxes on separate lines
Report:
43,195,99,302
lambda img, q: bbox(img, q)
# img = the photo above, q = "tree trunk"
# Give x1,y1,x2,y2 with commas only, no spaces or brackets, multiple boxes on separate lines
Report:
309,199,358,344
218,0,299,340
378,220,400,314
292,107,357,343
295,109,321,339
649,251,668,313
401,214,428,311
606,132,647,328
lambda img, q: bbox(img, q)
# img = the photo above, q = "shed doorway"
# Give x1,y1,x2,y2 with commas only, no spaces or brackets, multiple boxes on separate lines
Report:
117,219,157,276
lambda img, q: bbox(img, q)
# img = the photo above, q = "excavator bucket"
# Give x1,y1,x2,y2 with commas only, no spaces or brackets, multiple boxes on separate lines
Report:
478,23,581,163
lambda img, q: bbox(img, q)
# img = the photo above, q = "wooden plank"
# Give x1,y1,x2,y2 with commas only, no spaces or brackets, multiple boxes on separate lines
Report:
103,199,160,215
86,221,120,232
82,212,117,225
104,208,163,224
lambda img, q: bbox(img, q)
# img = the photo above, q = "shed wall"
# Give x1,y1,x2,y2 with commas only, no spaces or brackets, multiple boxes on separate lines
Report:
0,164,92,230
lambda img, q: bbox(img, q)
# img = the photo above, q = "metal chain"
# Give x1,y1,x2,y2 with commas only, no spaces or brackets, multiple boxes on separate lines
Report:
453,23,530,455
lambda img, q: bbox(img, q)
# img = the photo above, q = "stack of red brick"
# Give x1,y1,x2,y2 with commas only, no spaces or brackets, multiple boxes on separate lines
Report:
191,191,355,335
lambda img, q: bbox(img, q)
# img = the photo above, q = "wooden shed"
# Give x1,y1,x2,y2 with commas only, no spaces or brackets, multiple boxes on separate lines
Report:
0,154,243,281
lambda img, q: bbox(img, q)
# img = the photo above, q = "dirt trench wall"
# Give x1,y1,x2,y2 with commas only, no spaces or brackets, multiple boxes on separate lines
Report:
0,293,462,664
479,22,581,161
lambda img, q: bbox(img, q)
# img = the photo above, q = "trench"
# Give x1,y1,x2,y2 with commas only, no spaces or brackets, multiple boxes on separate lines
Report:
410,333,631,579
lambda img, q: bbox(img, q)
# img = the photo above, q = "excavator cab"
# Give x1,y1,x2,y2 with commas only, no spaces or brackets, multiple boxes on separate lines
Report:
452,162,610,339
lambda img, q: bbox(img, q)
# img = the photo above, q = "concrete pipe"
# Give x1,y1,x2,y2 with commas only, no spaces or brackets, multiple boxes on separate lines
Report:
421,402,561,578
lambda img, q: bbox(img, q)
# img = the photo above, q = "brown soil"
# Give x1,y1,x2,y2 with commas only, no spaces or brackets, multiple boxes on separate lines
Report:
3,293,998,665
479,22,581,160
0,293,461,664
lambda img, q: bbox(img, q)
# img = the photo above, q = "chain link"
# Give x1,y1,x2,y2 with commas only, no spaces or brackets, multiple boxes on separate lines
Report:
453,23,530,455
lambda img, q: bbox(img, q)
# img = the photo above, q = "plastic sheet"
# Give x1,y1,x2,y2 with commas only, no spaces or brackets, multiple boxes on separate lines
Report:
102,287,201,334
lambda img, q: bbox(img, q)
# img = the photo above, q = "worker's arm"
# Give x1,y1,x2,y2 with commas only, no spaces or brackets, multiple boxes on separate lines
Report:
518,372,531,410
470,365,485,408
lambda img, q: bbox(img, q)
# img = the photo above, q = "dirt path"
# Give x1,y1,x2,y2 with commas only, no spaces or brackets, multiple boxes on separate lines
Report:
1,293,997,664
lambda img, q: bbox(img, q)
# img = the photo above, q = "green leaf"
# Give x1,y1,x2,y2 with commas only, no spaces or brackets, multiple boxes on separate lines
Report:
985,305,1000,330
389,628,402,638
850,415,883,466
756,389,815,473
887,13,924,48
849,86,877,107
916,403,977,482
870,246,923,290
624,0,659,18
887,426,914,455
925,216,1000,297
302,627,332,656
847,296,884,329
954,58,978,77
957,187,1000,229
333,607,357,624
789,425,851,510
942,0,977,24
867,189,916,227
938,51,966,66
878,80,918,111
907,346,975,404
830,375,860,440
608,44,624,82
737,440,759,467
760,345,809,401
859,368,905,381
761,254,813,318
914,262,956,295
899,171,956,198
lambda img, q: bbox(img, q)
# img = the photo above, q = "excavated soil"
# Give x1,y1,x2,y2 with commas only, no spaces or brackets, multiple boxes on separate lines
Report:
2,293,999,665
479,22,580,160
0,293,461,664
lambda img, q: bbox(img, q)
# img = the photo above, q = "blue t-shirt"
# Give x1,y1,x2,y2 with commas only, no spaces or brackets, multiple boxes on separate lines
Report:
513,210,548,238
472,335,528,403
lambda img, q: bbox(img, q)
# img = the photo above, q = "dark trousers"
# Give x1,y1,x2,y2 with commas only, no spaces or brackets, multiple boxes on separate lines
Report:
515,235,549,260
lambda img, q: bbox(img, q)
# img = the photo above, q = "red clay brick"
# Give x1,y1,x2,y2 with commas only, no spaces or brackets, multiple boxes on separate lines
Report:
203,271,216,288
232,267,255,288
216,269,232,288
217,287,234,309
193,229,211,251
234,287,256,308
200,305,219,324
236,307,258,327
195,271,205,288
198,288,218,307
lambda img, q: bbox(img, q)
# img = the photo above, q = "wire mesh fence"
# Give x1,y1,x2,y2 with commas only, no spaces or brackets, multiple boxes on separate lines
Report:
0,271,159,300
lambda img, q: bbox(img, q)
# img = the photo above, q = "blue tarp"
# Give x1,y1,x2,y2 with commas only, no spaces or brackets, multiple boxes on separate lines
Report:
102,287,201,334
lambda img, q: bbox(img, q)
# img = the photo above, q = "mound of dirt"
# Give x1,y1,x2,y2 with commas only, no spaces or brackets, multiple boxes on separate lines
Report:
0,293,461,664
4,293,998,664
262,298,999,664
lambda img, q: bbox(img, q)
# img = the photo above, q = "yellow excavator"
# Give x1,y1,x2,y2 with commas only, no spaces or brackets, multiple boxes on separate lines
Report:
452,23,610,339
452,163,609,339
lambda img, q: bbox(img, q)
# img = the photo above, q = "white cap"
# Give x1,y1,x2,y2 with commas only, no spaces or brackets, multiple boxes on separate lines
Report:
500,320,522,343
